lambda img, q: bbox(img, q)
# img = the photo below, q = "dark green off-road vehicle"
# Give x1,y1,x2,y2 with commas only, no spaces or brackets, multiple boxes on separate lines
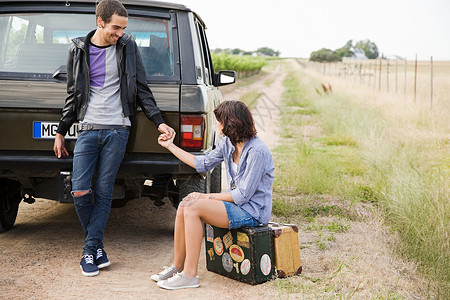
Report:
0,0,235,232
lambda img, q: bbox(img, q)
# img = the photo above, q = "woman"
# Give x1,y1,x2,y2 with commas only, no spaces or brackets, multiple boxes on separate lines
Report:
152,100,274,290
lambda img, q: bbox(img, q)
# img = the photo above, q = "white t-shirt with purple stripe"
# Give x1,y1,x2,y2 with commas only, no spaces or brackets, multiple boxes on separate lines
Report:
82,43,131,126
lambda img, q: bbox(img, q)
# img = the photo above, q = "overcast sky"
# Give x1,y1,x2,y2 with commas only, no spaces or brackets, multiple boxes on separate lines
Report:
166,0,450,60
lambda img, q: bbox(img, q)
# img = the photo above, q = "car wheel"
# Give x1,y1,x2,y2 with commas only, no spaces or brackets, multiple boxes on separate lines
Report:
209,164,222,193
170,164,222,209
0,179,22,232
171,175,206,209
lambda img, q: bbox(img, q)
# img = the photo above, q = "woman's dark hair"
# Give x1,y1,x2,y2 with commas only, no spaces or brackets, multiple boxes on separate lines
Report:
96,0,128,24
214,100,257,145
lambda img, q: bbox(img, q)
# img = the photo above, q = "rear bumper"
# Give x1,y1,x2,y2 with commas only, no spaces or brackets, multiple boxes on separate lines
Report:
0,150,204,202
0,151,197,177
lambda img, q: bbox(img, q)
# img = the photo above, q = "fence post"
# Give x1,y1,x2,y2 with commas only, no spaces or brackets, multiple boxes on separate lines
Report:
387,59,390,93
374,61,377,89
395,58,399,94
378,58,382,92
359,63,362,84
414,54,418,103
404,58,407,97
430,56,433,108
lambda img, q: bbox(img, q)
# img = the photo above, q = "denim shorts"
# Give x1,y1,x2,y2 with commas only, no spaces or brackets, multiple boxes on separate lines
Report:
223,201,260,229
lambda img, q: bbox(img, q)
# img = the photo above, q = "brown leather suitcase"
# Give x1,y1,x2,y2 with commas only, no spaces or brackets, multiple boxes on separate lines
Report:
269,223,302,278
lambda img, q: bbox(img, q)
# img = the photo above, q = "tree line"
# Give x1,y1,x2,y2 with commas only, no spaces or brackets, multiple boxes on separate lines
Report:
212,47,280,57
310,39,379,62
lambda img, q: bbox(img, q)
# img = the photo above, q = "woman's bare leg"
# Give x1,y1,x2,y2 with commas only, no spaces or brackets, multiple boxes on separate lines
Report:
172,206,186,271
182,197,229,278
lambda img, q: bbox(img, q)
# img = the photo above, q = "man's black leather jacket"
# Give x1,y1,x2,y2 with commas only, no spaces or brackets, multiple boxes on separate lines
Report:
56,30,164,135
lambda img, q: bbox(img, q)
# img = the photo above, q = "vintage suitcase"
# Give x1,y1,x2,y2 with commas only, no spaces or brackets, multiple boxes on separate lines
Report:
269,223,302,278
204,224,275,285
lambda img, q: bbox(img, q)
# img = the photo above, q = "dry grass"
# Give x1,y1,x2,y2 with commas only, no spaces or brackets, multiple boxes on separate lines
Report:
306,59,450,114
295,60,449,298
271,75,432,299
272,199,431,299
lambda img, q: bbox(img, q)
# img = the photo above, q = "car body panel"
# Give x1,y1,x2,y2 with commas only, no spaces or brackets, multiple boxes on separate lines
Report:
0,0,235,207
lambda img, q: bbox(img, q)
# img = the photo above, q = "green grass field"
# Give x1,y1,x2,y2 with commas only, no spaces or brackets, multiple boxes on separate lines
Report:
212,52,267,77
272,61,449,298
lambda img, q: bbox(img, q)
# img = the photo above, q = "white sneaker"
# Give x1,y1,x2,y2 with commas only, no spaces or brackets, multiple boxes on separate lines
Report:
151,264,179,282
157,272,200,290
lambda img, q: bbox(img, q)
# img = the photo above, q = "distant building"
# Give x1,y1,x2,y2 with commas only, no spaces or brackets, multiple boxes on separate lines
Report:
351,48,367,59
385,54,405,60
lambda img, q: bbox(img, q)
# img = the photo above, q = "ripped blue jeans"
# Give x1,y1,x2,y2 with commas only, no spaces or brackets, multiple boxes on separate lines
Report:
71,129,129,256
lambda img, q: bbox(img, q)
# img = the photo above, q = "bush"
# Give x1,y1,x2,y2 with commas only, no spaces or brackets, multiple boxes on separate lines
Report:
309,48,342,62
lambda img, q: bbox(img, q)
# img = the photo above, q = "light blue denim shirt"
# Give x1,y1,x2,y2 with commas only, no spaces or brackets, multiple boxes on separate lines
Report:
194,136,274,224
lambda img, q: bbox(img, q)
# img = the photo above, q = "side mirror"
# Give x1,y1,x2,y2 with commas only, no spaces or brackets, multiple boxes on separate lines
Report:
52,65,67,81
215,70,236,86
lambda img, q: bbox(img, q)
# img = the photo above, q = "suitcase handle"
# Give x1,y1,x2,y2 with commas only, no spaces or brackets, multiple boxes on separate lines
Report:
268,221,295,227
268,222,299,233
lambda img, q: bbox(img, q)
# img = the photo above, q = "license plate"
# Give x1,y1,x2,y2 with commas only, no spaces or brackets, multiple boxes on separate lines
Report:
33,121,79,140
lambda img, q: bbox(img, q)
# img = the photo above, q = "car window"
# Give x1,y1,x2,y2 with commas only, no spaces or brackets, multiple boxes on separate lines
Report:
193,20,209,85
196,20,214,85
0,13,175,78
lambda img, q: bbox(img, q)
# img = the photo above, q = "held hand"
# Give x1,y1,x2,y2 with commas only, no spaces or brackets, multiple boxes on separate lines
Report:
158,123,175,141
157,126,195,168
158,131,176,149
53,133,69,158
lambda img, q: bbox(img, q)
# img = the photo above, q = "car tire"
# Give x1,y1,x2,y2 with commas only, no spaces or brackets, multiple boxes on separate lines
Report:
209,164,222,193
0,179,22,232
169,164,222,209
173,175,206,209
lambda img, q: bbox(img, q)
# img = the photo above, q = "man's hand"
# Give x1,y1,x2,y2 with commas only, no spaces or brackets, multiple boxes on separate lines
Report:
53,133,69,158
158,123,175,141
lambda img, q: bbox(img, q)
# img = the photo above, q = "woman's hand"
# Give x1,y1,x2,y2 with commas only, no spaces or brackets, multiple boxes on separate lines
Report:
158,123,175,141
158,131,176,149
179,192,211,207
157,130,196,169
187,192,209,200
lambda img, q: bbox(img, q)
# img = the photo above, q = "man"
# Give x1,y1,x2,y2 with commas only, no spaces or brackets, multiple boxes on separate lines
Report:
53,0,174,277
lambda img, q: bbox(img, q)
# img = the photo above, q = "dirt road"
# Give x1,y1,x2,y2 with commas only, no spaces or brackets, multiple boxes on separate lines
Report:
0,62,286,300
0,60,430,299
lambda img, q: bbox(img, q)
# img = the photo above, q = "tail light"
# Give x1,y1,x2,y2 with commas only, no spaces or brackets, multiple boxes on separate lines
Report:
180,115,206,151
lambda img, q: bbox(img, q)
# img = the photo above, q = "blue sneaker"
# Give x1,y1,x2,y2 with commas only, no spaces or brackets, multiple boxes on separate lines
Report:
80,254,99,277
95,248,110,269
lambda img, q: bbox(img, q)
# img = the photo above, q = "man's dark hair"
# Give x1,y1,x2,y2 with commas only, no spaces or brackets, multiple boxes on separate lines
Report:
214,100,257,145
96,0,128,24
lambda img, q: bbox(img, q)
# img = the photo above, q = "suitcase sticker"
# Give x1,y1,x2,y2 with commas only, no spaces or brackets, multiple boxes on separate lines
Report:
206,224,214,242
240,259,251,275
229,245,245,262
213,237,224,255
223,231,233,249
237,231,250,248
260,254,272,276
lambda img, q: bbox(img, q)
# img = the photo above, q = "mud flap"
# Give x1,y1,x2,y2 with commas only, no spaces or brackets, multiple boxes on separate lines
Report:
58,171,73,203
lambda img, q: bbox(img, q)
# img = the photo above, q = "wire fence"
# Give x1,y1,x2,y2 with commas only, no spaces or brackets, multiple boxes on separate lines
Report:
302,57,450,110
